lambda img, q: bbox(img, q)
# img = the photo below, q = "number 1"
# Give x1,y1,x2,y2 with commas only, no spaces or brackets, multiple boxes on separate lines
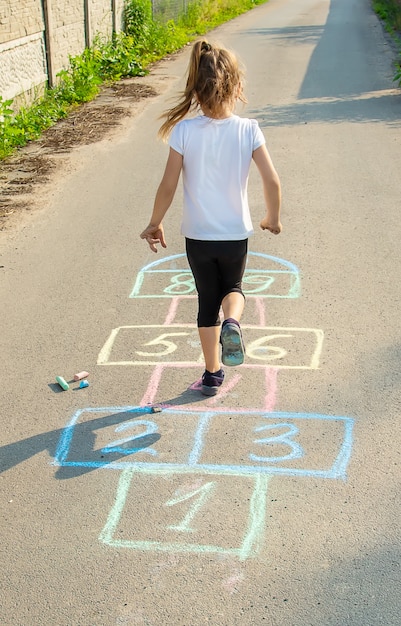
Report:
165,482,215,533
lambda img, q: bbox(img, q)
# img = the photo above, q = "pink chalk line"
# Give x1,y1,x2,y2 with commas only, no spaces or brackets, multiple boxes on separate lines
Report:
140,364,165,406
140,366,277,412
207,373,242,405
139,295,279,411
264,367,278,412
165,294,268,327
164,297,181,325
255,297,266,326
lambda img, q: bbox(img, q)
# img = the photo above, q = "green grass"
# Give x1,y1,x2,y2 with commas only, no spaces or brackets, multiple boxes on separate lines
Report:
0,0,266,160
373,0,401,31
372,0,401,84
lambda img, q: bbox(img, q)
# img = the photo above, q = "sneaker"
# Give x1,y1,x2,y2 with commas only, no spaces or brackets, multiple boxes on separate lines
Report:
201,368,224,396
220,320,245,366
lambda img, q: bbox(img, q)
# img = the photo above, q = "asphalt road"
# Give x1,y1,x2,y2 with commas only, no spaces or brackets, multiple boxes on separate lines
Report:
1,0,401,624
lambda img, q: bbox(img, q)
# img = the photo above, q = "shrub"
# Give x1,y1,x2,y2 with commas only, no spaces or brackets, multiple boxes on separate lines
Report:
0,0,266,160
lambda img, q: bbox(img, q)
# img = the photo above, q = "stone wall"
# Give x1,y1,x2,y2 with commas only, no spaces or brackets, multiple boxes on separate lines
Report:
0,0,125,104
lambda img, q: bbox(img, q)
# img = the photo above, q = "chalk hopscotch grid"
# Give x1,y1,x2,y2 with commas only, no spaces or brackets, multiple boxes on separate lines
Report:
97,325,324,369
52,407,354,480
99,468,270,560
131,270,300,298
51,251,355,559
130,252,301,299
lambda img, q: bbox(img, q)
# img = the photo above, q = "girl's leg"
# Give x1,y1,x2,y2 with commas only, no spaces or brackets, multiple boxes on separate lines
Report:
198,326,221,373
219,239,247,324
221,291,245,322
186,239,222,373
200,292,246,370
218,241,247,366
186,238,247,371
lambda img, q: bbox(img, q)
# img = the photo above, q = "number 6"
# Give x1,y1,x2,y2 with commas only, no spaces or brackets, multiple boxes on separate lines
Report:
246,333,292,362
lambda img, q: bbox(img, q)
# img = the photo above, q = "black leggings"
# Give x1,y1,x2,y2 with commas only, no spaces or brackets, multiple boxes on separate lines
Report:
186,238,247,327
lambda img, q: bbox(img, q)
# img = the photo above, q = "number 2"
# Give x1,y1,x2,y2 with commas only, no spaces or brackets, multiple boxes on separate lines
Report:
101,420,159,456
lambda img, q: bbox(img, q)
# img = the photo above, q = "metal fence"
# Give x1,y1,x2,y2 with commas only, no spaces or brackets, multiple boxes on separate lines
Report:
151,0,198,22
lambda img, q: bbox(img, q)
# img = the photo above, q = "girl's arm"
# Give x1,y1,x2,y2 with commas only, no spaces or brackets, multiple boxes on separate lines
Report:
252,144,282,235
140,147,183,252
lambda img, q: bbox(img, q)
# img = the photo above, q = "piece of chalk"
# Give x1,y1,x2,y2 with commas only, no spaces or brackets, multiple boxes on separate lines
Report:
79,379,89,389
56,376,69,391
74,371,89,381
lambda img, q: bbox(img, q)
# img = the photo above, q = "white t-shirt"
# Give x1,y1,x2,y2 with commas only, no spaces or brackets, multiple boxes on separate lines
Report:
169,114,265,241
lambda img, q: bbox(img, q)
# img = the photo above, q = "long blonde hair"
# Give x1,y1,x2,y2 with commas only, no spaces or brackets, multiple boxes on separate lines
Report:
158,39,247,141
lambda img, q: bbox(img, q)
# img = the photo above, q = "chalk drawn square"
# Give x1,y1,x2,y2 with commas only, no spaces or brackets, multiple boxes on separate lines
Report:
97,325,203,367
53,406,203,469
100,468,270,560
152,366,270,412
194,412,354,480
53,409,353,480
130,252,300,299
97,326,324,369
243,327,323,369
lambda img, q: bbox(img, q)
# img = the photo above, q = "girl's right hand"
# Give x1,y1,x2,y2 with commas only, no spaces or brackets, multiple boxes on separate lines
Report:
140,223,167,252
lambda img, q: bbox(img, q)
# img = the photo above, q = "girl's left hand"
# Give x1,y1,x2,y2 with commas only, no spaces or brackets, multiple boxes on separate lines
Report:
260,218,282,235
140,224,167,253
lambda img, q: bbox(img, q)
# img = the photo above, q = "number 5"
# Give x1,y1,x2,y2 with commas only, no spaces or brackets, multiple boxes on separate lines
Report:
135,332,189,356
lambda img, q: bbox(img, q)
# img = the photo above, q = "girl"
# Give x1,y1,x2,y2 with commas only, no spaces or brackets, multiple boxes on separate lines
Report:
140,39,282,396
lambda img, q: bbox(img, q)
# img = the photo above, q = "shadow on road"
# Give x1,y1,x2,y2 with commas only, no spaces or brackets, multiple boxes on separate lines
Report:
246,0,401,126
248,92,401,127
0,388,208,479
309,543,401,625
0,408,163,479
247,25,324,46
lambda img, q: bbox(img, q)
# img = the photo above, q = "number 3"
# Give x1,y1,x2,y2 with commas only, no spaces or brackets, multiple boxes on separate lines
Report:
249,423,303,463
